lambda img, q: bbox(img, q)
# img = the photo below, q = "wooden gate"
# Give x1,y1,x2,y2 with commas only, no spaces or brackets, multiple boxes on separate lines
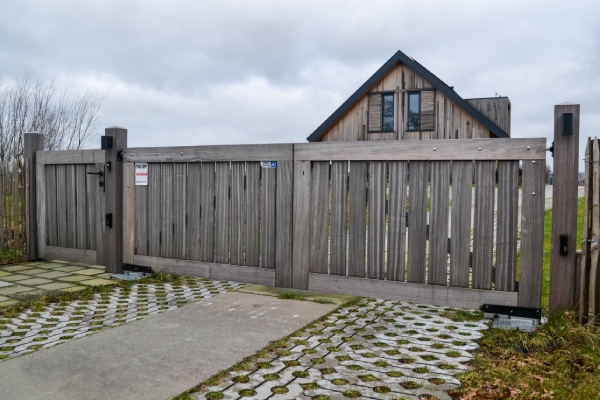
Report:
27,130,546,310
34,149,106,265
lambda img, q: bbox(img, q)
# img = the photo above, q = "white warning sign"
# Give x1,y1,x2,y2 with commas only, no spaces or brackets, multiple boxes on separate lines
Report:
135,163,148,185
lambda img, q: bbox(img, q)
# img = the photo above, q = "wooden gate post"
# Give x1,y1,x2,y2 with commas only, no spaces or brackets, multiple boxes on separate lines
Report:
104,127,127,274
23,132,45,260
549,104,580,315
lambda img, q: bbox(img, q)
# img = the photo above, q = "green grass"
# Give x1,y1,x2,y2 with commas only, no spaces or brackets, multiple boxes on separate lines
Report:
451,196,600,399
0,248,27,266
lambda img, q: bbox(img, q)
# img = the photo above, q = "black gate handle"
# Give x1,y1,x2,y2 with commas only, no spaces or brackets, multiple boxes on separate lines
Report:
87,171,104,177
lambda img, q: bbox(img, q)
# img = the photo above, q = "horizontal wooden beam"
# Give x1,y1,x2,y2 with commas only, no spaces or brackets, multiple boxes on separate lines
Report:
37,150,105,165
308,274,518,309
133,255,276,286
294,138,546,161
46,247,98,265
123,144,294,163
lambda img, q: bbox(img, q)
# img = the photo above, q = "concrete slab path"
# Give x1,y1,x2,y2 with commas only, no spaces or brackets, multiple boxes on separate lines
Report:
0,291,337,400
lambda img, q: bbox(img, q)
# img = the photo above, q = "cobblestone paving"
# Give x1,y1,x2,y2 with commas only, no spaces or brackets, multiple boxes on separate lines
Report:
0,278,244,361
0,261,115,308
194,299,487,400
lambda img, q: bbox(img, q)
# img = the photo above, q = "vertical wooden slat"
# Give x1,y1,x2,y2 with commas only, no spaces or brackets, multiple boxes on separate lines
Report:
310,162,330,274
472,161,495,289
407,161,429,283
245,162,260,267
160,163,174,258
261,167,276,268
65,165,76,248
13,161,20,251
172,163,187,260
348,161,367,278
36,163,47,259
387,161,408,281
429,161,450,285
496,161,519,291
588,140,600,322
215,162,230,264
276,160,293,287
94,162,105,265
450,161,473,287
579,138,592,324
46,165,57,247
75,165,87,250
230,162,245,266
367,161,386,279
330,161,348,276
85,164,96,251
56,165,67,248
292,160,311,289
147,163,162,257
134,166,148,257
200,162,215,262
122,162,136,264
518,159,545,308
186,163,201,261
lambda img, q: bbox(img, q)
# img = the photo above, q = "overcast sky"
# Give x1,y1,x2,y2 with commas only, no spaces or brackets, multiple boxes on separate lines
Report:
1,0,598,170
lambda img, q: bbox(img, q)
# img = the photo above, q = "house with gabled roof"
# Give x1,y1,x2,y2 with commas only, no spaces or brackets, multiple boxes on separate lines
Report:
307,50,510,142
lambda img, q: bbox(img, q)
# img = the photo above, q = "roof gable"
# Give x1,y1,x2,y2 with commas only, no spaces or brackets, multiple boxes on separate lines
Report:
307,50,509,142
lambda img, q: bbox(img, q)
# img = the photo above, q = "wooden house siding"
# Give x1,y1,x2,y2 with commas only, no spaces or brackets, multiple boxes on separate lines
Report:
467,97,511,135
309,51,508,143
320,65,494,142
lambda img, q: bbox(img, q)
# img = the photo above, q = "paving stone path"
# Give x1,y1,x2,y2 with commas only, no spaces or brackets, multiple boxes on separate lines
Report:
0,261,115,307
193,299,488,400
0,278,244,361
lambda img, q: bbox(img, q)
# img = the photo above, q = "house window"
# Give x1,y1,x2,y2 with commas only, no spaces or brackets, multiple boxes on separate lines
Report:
407,90,435,131
368,92,395,133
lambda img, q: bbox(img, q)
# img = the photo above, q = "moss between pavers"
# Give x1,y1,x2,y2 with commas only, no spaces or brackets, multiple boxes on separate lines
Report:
80,278,115,286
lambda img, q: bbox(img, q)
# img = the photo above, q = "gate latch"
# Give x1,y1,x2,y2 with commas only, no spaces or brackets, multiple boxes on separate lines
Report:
87,170,104,188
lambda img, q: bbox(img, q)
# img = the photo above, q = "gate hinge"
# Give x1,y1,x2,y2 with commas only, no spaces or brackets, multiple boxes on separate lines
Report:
117,150,124,161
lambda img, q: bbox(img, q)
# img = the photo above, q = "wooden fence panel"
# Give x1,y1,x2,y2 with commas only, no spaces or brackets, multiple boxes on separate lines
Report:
367,161,386,279
245,162,260,267
75,165,87,250
215,162,230,264
261,167,276,269
135,177,148,256
387,161,407,281
200,162,215,262
496,161,519,291
46,166,58,247
450,161,472,287
276,160,293,287
429,161,450,285
230,162,245,266
172,163,187,260
148,163,162,257
160,163,174,259
310,162,329,274
518,159,545,308
472,161,495,290
186,163,201,261
65,165,77,248
56,165,68,248
407,161,429,283
348,161,367,278
329,161,347,276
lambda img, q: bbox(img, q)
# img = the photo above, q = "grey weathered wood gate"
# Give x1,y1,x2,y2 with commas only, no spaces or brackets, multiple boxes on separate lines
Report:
26,131,546,309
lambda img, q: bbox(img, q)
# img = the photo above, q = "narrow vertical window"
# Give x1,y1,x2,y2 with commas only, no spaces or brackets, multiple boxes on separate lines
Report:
407,92,420,131
382,93,394,132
